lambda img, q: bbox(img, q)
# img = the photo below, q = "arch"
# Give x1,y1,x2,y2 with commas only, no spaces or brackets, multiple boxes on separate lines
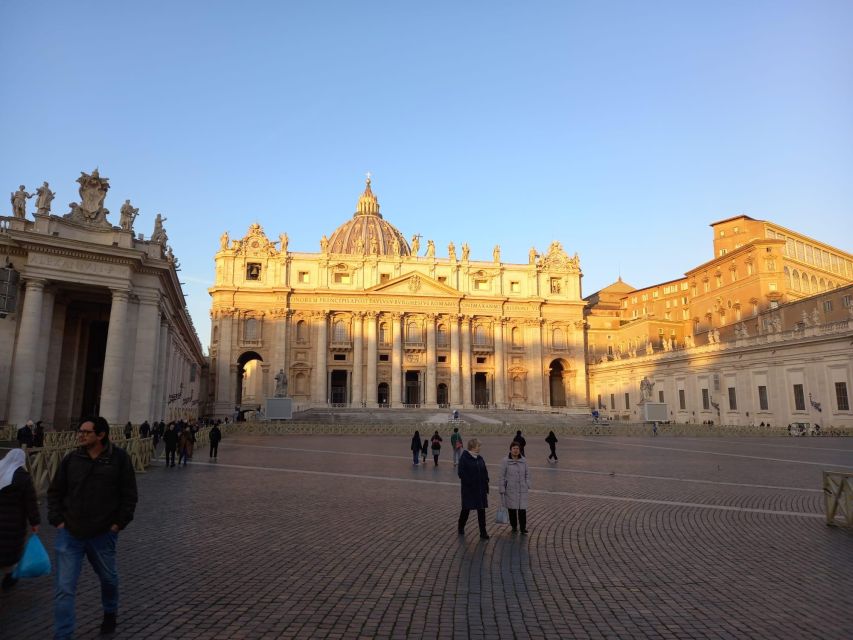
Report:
333,319,348,342
236,351,264,407
800,271,810,293
548,359,569,407
407,320,421,343
784,266,792,289
379,322,389,346
811,275,818,291
511,375,524,399
437,383,448,406
819,278,826,291
436,324,448,347
473,324,488,346
828,280,835,290
377,382,389,406
296,320,307,343
552,327,565,349
791,269,800,291
511,326,522,347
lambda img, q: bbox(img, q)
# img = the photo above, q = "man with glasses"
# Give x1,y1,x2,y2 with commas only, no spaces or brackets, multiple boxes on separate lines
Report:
47,416,138,638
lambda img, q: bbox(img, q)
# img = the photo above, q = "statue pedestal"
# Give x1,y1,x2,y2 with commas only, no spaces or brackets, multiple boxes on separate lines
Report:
265,397,293,420
641,402,668,422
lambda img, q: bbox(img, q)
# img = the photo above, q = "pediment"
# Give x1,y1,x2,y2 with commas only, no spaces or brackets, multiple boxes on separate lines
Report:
368,273,462,297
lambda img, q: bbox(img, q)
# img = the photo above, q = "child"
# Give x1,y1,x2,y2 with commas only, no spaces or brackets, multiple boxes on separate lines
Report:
421,438,429,464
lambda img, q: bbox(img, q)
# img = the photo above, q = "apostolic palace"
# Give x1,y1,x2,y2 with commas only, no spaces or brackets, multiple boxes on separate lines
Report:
2,172,852,431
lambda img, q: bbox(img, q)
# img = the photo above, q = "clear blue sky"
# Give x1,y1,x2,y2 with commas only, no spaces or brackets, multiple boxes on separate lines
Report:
2,1,851,351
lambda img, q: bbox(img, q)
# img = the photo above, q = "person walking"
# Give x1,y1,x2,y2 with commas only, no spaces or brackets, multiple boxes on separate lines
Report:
47,416,138,638
457,438,490,540
209,423,222,460
123,422,133,440
500,442,530,534
178,427,194,467
163,423,178,468
410,430,421,466
139,421,150,439
421,437,429,465
430,430,443,466
16,421,34,449
33,421,46,448
512,430,527,457
545,431,558,463
0,449,41,590
450,427,464,467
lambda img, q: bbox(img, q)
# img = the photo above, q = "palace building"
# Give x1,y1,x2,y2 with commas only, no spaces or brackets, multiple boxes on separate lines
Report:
209,178,587,414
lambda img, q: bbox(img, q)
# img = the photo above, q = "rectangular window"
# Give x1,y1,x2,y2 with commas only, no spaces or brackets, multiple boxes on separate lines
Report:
702,388,710,410
843,295,851,308
823,300,833,313
333,273,351,284
437,276,447,284
728,387,737,410
298,271,309,283
836,382,850,411
510,281,520,293
624,393,630,409
378,354,389,362
597,394,603,408
380,273,390,283
793,384,805,411
333,353,346,361
678,389,686,410
758,385,769,411
658,390,664,403
474,279,488,291
610,393,615,410
437,355,447,363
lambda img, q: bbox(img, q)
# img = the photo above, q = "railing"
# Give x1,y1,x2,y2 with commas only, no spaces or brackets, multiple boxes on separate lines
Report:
402,403,421,409
329,340,352,351
472,342,493,354
403,341,425,351
823,471,853,527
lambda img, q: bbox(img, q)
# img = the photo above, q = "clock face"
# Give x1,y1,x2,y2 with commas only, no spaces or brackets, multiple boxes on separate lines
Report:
251,241,259,248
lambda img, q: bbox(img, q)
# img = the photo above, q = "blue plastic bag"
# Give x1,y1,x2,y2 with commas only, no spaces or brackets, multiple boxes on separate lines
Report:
12,534,51,579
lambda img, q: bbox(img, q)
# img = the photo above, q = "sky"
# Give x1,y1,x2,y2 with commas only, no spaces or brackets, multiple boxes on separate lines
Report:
2,1,851,352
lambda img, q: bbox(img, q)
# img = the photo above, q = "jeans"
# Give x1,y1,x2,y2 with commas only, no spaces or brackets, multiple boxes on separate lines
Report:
165,447,176,466
54,528,118,640
210,442,219,458
453,446,463,465
412,451,419,465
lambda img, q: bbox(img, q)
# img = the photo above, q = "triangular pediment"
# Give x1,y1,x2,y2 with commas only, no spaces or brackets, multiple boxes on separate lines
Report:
367,272,462,297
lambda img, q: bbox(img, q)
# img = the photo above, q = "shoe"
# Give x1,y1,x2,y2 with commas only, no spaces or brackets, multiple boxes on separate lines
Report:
479,533,490,540
520,529,528,534
2,573,18,591
100,612,117,634
510,529,518,534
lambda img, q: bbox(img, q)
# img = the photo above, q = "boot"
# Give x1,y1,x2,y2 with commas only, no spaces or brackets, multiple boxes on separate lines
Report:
100,612,117,634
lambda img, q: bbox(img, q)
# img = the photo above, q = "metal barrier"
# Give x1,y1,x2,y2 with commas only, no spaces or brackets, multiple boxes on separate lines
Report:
823,472,853,527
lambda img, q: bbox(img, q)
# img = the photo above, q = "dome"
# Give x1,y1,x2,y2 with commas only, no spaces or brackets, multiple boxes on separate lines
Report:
327,178,411,256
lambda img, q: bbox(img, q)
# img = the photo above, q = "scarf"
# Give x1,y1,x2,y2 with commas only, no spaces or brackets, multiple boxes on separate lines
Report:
0,449,27,491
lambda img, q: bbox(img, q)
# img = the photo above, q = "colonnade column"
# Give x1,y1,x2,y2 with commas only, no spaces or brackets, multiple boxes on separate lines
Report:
352,312,364,407
154,317,170,420
8,278,47,426
214,311,232,416
365,312,378,408
494,319,506,408
100,288,131,425
130,293,161,422
312,312,328,405
391,312,402,406
425,314,437,407
449,314,460,407
30,286,56,422
461,315,472,408
528,319,545,406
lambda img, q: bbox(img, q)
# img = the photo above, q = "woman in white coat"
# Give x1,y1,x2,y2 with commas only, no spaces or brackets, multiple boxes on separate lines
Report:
499,442,530,534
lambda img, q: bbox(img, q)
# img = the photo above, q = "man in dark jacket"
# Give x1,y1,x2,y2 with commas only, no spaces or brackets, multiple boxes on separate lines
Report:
47,416,138,639
162,423,178,467
209,424,222,459
16,420,34,448
457,438,490,540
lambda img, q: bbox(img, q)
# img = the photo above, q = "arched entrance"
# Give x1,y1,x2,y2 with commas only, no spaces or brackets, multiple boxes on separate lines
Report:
474,373,489,406
437,383,448,406
237,351,264,414
548,359,567,407
377,382,389,407
330,370,348,405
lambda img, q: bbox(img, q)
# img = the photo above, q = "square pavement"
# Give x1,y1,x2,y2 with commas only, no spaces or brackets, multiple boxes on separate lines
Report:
2,433,852,639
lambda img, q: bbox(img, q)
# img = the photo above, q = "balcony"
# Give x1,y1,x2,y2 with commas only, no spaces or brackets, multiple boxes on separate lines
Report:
472,341,493,355
404,340,426,352
239,339,262,348
329,340,352,352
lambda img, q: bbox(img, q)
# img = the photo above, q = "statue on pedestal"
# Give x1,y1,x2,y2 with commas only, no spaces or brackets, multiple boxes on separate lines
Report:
10,185,33,219
461,243,470,261
279,232,288,253
640,376,655,401
426,240,435,257
35,182,55,215
151,213,168,244
274,369,288,397
320,235,329,253
493,245,501,263
411,234,420,255
448,241,456,261
65,169,111,225
220,232,229,250
119,199,139,231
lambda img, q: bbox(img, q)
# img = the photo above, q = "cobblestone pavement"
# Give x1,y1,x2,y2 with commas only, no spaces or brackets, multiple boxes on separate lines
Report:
2,435,852,639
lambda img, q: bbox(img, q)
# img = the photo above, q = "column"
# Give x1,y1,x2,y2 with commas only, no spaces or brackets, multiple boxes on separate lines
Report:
156,320,171,419
352,312,364,407
214,312,232,415
461,315,472,407
528,319,545,407
365,312,378,408
449,314,460,407
42,301,68,425
494,319,506,408
312,312,328,405
425,314,437,407
129,294,161,422
391,313,402,406
30,287,56,421
8,278,47,426
99,289,131,425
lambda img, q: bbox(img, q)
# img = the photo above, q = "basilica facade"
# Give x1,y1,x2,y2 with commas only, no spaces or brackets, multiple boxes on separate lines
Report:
209,179,587,414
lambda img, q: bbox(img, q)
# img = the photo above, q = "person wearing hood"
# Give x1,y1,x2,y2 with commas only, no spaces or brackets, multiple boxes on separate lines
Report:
545,431,558,463
410,430,422,466
0,449,41,590
500,441,531,534
457,438,490,540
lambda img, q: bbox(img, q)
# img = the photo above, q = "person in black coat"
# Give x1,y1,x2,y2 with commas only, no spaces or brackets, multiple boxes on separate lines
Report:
209,425,222,459
16,421,34,448
0,449,41,590
457,438,490,540
410,430,421,466
513,430,527,456
162,423,179,468
545,431,558,463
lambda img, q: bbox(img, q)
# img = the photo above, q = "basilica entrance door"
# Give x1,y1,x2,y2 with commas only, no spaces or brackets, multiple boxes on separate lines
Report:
473,373,489,406
405,371,420,405
330,370,348,405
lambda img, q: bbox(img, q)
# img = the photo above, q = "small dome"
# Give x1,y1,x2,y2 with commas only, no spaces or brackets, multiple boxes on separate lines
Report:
328,178,411,256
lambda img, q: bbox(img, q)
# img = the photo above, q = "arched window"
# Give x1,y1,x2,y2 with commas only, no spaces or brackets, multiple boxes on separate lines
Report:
512,375,524,398
244,318,259,341
294,372,307,395
407,321,421,343
473,325,488,346
379,322,389,346
819,278,826,291
811,275,818,291
333,320,348,342
828,280,835,290
296,320,307,343
552,327,565,349
512,326,521,347
800,272,809,293
436,324,448,347
784,267,792,289
792,270,801,291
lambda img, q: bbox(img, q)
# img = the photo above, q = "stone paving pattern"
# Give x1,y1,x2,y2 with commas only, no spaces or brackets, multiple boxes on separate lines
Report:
1,434,852,639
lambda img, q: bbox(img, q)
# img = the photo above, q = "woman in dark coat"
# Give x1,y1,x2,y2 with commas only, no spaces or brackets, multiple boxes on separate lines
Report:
545,431,558,463
410,430,421,466
457,438,490,540
0,449,41,590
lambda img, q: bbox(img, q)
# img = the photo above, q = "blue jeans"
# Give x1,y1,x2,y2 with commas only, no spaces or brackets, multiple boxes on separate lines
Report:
453,446,463,465
412,450,419,465
54,528,119,640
